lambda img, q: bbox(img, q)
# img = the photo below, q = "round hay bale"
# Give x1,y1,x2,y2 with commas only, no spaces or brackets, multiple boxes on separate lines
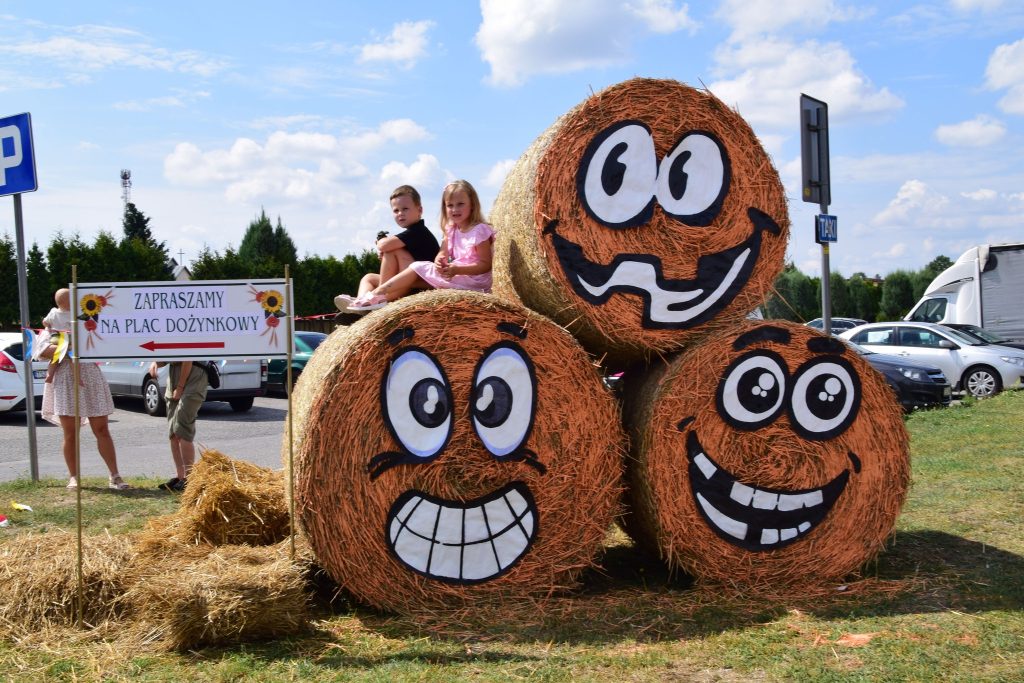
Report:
135,448,289,555
623,321,910,586
124,541,308,651
0,530,134,630
492,77,789,362
287,289,624,612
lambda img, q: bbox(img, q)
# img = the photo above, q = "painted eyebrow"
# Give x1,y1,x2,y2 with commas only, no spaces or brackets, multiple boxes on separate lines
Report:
497,322,527,339
807,336,846,354
733,326,791,351
387,327,415,346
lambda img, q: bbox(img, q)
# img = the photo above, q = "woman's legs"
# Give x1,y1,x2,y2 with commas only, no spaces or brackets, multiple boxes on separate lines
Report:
59,415,78,477
87,415,121,477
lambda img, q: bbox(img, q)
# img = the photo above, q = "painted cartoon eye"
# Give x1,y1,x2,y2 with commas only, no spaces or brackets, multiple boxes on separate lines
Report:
788,357,861,440
716,351,788,430
655,132,729,227
471,343,536,457
382,348,453,459
576,120,658,229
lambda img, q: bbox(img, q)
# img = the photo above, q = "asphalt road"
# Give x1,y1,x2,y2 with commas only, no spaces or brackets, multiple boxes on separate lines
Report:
0,395,291,483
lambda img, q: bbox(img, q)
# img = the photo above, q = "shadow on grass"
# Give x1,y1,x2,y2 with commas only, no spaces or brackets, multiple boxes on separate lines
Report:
316,529,1024,647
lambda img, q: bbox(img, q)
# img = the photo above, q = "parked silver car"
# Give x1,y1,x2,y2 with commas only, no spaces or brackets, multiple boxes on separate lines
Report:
840,322,1024,398
99,359,267,416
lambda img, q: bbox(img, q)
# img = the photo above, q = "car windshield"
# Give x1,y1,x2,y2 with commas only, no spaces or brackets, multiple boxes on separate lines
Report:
940,326,984,346
296,333,327,353
957,325,1006,343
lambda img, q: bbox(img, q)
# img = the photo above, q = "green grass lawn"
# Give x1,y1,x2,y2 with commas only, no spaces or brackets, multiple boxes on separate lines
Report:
2,392,1023,681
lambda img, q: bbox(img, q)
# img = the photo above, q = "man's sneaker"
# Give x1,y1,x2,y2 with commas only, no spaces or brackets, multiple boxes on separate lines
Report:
169,478,187,492
157,477,180,491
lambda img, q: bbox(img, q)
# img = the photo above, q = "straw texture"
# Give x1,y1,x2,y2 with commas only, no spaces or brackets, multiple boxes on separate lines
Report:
623,321,910,587
288,289,625,612
492,78,789,362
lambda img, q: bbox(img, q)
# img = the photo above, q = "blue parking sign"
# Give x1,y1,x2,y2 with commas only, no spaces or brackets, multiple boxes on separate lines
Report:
0,113,38,196
815,214,837,243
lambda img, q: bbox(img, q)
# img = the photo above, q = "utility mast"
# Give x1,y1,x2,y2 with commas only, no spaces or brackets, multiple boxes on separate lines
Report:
120,169,132,206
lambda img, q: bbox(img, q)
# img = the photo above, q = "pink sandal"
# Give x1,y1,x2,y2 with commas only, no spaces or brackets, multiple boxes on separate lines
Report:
348,293,389,312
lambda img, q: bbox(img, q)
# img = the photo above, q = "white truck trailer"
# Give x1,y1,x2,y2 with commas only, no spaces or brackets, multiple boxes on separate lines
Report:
905,243,1024,341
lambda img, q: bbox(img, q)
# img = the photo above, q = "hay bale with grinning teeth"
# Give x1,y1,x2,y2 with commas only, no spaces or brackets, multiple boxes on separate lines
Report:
622,321,910,587
286,289,625,612
492,77,789,363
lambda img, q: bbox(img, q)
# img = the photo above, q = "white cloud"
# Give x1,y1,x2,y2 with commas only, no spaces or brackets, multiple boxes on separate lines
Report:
708,38,903,129
112,89,210,112
715,0,864,42
871,180,951,227
483,159,517,188
872,242,907,259
934,115,1006,147
950,0,1005,11
379,154,445,188
163,119,432,207
475,0,696,87
986,38,1024,114
961,188,997,200
358,20,435,68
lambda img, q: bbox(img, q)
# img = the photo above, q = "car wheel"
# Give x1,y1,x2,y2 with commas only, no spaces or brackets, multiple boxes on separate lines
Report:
143,377,166,416
962,365,1002,399
229,396,255,412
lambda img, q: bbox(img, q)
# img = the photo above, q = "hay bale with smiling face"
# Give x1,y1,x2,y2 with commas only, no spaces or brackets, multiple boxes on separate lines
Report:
623,321,910,587
491,77,789,362
286,289,624,612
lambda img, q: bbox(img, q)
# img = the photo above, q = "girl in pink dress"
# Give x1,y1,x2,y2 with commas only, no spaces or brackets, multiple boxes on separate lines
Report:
349,180,494,311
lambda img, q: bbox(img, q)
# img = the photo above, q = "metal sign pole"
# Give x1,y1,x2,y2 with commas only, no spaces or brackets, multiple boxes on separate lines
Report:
285,264,295,561
13,193,39,479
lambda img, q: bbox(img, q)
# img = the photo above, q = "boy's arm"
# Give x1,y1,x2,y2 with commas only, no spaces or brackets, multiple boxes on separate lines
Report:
376,235,407,254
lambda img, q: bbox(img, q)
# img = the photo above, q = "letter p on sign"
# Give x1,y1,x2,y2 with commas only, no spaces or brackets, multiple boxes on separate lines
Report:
0,126,22,186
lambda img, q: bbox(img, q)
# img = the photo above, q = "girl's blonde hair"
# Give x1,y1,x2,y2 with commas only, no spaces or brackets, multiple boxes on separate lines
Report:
439,180,487,229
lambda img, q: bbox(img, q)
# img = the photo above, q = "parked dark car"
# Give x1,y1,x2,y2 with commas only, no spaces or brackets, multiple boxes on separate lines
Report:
805,317,868,335
843,340,952,411
267,331,328,393
942,323,1024,351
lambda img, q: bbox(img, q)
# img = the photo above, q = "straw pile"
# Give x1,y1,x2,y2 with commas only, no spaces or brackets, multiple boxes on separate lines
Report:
492,78,789,362
125,540,309,651
135,448,289,554
0,530,134,631
623,321,910,586
288,289,625,612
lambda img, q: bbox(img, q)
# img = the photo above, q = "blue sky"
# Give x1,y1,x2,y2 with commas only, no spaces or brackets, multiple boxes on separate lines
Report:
2,0,1023,281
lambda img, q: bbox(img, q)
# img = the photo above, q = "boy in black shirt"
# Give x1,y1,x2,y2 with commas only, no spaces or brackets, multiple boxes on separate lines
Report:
336,185,440,311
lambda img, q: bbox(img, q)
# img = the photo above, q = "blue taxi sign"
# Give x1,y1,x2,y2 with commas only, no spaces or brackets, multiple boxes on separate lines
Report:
815,214,837,243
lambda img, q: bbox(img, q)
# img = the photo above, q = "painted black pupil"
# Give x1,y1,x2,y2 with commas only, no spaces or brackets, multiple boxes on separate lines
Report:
474,377,513,428
737,368,780,416
601,141,628,196
667,150,691,200
408,378,449,428
804,374,847,421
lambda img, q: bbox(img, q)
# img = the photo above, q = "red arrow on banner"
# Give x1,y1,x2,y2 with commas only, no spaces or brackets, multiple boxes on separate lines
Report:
140,340,226,352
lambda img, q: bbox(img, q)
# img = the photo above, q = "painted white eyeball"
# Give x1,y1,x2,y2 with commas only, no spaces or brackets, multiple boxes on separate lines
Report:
716,351,788,429
577,121,658,228
655,131,729,227
471,343,536,457
382,348,453,458
788,357,861,440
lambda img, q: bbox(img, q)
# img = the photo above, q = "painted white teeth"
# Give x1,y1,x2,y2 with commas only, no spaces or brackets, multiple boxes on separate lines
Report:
701,450,826,513
697,493,747,540
730,482,754,506
694,453,717,480
752,490,779,510
389,489,536,581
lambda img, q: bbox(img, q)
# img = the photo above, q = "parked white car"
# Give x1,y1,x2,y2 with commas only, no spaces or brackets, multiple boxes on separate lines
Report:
0,332,47,412
840,322,1024,398
98,358,267,416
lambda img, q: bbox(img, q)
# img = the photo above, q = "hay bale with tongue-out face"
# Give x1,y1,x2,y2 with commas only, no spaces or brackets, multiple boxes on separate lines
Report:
491,77,789,362
287,289,624,612
622,321,910,586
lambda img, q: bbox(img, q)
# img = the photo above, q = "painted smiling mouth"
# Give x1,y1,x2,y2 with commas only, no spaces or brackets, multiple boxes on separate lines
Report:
544,208,780,330
685,431,851,551
386,482,538,583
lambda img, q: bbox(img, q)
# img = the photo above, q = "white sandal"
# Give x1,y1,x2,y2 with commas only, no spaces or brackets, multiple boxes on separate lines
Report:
66,476,78,490
108,474,130,490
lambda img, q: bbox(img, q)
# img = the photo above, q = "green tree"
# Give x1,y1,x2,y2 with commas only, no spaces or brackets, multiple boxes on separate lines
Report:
819,272,850,318
847,274,880,322
764,264,818,322
190,246,251,280
0,234,17,328
879,270,915,320
237,209,296,276
27,243,50,326
46,232,90,293
122,202,154,243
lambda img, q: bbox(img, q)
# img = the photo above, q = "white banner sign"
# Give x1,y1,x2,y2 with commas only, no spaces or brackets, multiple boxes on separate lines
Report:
72,279,292,361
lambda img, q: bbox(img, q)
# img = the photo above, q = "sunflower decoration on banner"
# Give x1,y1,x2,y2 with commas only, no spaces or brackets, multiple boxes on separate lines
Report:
78,289,114,350
249,285,287,348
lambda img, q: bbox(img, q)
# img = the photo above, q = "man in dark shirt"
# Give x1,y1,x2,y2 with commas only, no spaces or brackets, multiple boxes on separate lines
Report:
337,185,440,311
